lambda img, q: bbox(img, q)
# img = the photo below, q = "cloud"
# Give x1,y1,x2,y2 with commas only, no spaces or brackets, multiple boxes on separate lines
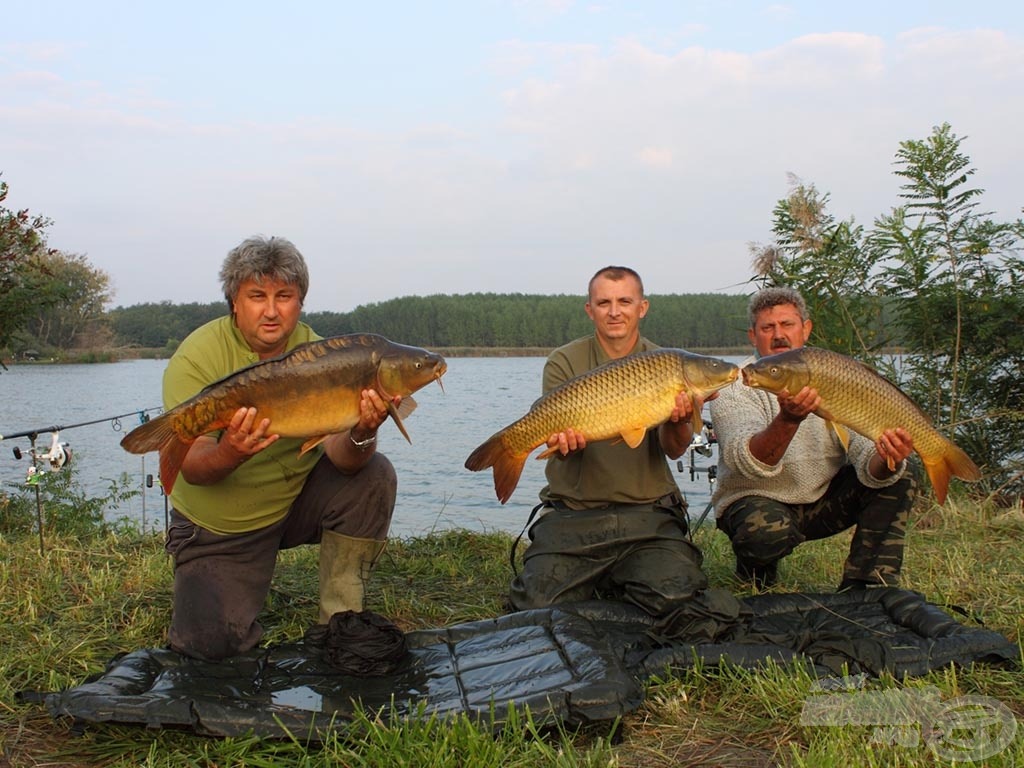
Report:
1,21,1021,311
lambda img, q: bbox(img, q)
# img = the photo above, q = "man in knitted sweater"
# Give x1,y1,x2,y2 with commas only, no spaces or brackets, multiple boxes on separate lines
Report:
709,287,918,590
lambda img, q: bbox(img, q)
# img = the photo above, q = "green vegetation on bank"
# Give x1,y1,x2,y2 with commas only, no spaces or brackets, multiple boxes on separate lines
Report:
1,497,1021,767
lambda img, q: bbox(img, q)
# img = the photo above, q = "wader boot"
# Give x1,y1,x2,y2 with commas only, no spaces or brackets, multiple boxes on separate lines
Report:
318,530,386,625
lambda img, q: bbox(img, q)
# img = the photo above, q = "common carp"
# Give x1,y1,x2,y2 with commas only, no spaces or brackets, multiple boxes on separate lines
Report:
121,333,446,493
741,346,981,505
465,349,740,504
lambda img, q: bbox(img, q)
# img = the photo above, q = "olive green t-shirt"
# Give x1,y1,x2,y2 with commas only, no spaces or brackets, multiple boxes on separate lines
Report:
163,316,322,534
539,335,681,509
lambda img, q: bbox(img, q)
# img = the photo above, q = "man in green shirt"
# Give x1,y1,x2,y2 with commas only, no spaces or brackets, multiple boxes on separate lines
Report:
162,236,397,660
509,266,711,616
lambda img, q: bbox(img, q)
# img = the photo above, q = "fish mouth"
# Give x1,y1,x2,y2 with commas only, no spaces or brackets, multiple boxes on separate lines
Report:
741,367,755,385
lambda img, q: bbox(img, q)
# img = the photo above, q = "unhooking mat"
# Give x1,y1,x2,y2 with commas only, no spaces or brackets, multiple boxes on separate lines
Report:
39,588,1019,739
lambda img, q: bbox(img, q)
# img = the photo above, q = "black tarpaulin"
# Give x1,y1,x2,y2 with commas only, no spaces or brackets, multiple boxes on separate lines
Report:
40,589,1019,739
43,605,645,738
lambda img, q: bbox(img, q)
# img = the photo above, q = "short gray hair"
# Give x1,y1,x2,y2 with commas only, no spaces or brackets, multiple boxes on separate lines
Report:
747,286,807,328
219,236,309,309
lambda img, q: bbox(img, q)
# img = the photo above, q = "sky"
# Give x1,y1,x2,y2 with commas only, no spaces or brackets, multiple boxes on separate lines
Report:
2,1,1022,313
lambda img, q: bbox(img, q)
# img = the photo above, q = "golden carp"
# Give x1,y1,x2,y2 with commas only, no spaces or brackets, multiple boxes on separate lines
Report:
121,333,446,494
465,349,740,504
741,346,981,505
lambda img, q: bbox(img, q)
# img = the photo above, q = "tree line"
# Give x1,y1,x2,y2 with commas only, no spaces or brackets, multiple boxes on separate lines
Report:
104,292,751,352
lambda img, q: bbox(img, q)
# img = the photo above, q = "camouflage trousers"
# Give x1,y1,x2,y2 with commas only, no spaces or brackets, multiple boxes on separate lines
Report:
716,465,917,588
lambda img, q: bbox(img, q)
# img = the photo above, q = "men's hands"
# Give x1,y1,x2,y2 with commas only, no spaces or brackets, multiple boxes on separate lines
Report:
776,386,821,423
668,391,695,424
546,427,587,457
875,427,914,472
225,407,278,458
352,389,392,441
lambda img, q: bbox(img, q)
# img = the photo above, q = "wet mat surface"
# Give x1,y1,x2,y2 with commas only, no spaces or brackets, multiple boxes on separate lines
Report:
40,589,1019,738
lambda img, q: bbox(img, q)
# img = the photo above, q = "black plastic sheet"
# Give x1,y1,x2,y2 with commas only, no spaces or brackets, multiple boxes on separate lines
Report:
41,589,1019,739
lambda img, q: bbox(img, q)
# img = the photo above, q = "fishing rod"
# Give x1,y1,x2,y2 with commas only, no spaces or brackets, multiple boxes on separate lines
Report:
0,407,162,443
2,407,162,555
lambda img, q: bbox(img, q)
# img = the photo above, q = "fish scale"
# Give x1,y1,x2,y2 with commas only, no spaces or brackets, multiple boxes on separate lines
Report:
466,349,740,504
742,346,981,505
120,333,446,494
501,352,704,451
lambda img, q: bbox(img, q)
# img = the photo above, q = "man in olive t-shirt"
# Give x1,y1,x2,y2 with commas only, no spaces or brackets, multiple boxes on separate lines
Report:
509,266,711,617
162,236,398,660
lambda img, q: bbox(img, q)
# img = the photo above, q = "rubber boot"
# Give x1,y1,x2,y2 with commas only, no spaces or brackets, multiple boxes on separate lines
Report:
318,530,386,624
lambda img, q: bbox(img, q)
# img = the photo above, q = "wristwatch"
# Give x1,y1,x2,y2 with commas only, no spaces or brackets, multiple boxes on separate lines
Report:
349,432,377,449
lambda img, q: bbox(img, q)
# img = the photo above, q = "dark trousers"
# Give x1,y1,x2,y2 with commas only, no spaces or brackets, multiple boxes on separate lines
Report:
165,453,396,660
717,465,917,587
510,496,707,616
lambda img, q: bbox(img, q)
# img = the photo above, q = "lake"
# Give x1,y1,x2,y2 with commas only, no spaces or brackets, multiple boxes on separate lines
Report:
0,357,729,538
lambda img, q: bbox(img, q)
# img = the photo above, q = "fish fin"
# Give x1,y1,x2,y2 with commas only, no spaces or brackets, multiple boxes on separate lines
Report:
387,399,413,443
536,445,558,460
464,433,528,505
620,427,648,449
300,435,328,455
922,441,982,506
396,395,418,419
158,438,192,495
829,421,851,451
689,396,705,434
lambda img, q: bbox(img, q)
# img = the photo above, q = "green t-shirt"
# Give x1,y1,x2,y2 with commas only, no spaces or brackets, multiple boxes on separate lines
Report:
163,316,322,534
539,335,681,508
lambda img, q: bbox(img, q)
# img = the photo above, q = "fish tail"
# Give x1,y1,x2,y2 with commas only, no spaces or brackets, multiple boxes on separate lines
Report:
120,414,178,454
158,439,192,495
464,434,527,505
120,414,194,494
922,441,982,506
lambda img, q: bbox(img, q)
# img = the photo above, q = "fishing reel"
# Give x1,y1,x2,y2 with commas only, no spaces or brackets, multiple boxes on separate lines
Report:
678,420,717,485
12,431,73,478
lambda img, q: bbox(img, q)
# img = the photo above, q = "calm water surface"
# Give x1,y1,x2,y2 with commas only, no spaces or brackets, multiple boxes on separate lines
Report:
0,358,726,537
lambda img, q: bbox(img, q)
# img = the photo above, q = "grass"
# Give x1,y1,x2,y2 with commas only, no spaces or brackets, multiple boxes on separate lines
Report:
1,497,1022,767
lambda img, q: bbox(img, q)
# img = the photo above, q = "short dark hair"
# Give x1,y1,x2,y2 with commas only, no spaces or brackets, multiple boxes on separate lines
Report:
219,236,310,309
747,286,808,328
588,265,645,299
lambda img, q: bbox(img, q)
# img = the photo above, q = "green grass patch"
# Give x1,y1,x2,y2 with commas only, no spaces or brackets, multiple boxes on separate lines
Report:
1,499,1022,766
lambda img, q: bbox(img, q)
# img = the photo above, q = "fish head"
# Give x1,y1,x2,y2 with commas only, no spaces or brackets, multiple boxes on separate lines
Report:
376,344,448,398
742,348,811,394
682,353,741,396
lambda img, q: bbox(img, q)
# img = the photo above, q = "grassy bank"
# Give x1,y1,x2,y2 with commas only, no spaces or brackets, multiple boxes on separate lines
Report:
1,499,1022,766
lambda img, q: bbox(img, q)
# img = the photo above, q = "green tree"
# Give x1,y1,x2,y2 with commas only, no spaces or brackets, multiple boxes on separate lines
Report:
756,125,1024,500
24,252,112,349
749,175,884,359
0,176,61,360
871,123,1024,498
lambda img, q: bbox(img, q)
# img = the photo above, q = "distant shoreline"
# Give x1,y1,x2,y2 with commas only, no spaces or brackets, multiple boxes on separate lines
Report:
4,346,752,364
